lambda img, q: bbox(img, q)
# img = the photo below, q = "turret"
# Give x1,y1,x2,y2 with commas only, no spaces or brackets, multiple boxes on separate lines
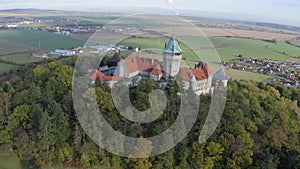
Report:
189,74,197,90
163,36,183,80
213,68,230,87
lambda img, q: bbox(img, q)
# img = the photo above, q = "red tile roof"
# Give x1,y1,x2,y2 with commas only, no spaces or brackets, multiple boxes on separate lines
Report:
179,62,211,81
123,57,162,74
90,70,123,81
32,52,46,55
192,69,207,80
179,69,193,81
123,57,139,73
150,65,163,75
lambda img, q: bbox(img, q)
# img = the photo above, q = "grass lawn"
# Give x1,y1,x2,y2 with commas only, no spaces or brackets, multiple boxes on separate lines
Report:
1,53,44,64
0,145,21,169
0,30,85,51
225,68,272,82
0,154,22,169
0,63,20,75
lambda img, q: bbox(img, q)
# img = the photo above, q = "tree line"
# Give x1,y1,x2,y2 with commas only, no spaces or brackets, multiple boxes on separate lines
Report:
0,57,299,169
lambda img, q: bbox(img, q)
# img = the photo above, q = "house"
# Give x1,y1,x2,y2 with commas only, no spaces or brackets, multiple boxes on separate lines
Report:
115,57,163,82
32,52,48,58
99,66,117,76
86,45,116,55
179,62,213,95
50,49,76,56
90,70,123,88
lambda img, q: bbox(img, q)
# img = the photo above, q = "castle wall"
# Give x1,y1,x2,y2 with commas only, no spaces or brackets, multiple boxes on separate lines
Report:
163,53,182,80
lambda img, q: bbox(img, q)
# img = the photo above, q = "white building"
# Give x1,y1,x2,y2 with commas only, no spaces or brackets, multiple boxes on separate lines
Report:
32,52,48,58
50,49,76,56
86,45,116,55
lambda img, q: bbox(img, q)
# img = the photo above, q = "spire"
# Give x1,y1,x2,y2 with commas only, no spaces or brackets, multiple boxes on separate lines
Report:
213,68,230,80
190,74,197,83
163,36,182,54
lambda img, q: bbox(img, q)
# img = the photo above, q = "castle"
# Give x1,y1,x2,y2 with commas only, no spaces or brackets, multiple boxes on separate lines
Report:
91,36,229,95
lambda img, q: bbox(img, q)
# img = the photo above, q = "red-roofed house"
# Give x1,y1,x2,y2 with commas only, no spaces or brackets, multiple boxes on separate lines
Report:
32,52,48,58
90,70,123,87
179,62,213,95
115,56,163,82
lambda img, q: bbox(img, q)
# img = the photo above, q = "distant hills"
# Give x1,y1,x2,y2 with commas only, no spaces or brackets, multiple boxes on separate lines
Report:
0,8,300,33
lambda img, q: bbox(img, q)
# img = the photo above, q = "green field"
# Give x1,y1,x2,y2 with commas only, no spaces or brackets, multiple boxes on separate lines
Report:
70,16,120,24
0,63,20,75
225,68,272,82
0,30,85,74
0,39,38,55
209,37,300,62
1,53,44,64
0,145,21,169
118,37,199,60
0,154,22,169
267,42,300,57
118,36,300,62
0,30,85,51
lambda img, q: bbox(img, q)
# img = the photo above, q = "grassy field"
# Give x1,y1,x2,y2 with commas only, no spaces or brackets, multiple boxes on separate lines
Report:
0,63,20,75
267,42,300,57
118,37,199,60
209,37,300,61
0,154,21,169
0,30,85,74
225,68,272,82
0,30,85,51
118,36,300,62
70,16,121,24
0,39,37,55
1,53,44,64
0,145,21,169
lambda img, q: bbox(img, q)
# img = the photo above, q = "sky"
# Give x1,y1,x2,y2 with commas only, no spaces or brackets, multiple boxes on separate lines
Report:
0,0,299,26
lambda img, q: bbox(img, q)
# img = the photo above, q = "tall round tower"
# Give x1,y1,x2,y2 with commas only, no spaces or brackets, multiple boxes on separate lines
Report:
163,36,182,80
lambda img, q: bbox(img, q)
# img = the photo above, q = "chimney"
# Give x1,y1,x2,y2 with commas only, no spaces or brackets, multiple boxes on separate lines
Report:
132,58,134,63
151,59,154,65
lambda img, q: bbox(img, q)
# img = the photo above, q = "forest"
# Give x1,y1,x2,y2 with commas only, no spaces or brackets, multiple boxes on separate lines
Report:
0,56,299,169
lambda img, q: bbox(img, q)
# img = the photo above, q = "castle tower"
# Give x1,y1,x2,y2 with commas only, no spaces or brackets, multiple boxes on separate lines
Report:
213,68,230,87
163,36,182,80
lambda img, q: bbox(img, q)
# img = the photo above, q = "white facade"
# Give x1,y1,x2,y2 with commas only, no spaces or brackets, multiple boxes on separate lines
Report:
190,75,213,95
50,49,76,56
163,53,182,80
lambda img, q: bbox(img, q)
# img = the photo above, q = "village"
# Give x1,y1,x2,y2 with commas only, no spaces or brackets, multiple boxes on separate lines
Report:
224,57,300,87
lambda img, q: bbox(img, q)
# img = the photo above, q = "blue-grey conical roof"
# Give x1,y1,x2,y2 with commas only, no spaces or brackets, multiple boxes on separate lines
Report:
163,36,182,54
213,68,230,80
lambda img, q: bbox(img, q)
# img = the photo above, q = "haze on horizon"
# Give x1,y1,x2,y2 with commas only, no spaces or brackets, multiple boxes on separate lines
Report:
0,0,299,27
